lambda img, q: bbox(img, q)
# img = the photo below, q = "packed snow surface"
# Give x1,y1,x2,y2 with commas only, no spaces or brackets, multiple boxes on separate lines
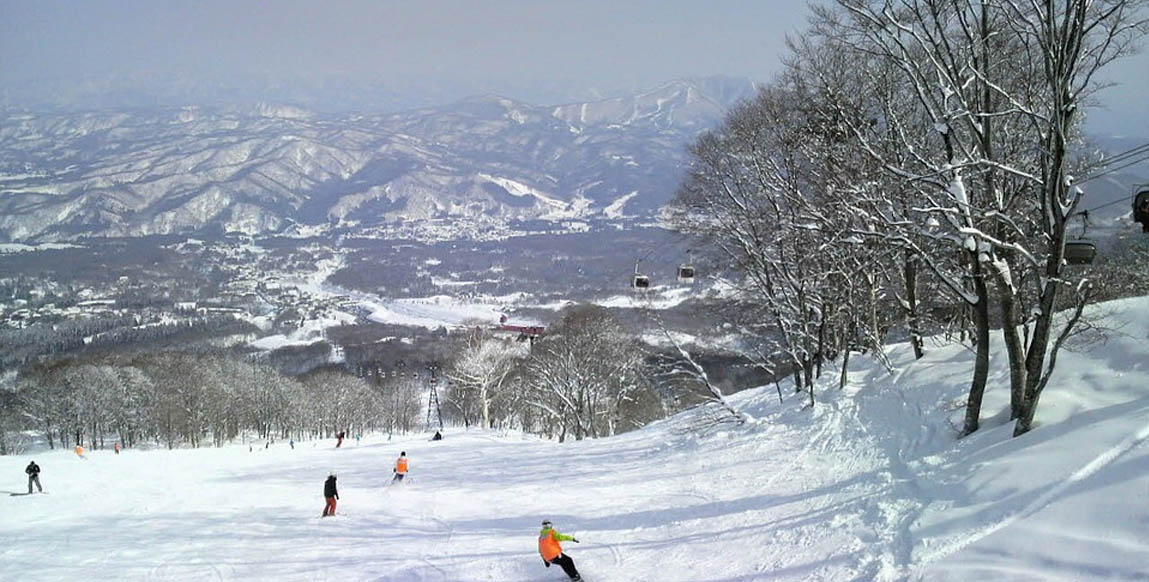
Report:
3,298,1148,581
364,295,508,329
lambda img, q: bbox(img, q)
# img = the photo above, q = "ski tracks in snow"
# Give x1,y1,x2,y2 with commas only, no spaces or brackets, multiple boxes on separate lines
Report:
815,369,1149,582
605,541,624,568
829,378,936,582
910,420,1149,577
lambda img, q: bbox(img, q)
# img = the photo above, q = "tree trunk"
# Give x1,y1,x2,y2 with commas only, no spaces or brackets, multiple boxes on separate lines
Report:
1015,279,1060,435
1016,100,1072,434
996,271,1027,419
480,386,491,431
816,317,826,378
961,259,992,436
838,348,851,390
903,251,925,360
867,271,881,353
803,360,815,397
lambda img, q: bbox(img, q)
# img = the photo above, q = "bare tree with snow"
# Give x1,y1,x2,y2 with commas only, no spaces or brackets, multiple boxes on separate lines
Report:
445,327,526,430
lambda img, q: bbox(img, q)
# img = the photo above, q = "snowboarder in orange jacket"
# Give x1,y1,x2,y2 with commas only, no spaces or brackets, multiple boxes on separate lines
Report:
538,519,581,581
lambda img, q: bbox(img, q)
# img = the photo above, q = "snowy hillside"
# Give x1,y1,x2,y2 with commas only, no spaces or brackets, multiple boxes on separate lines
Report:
0,77,756,243
2,298,1147,581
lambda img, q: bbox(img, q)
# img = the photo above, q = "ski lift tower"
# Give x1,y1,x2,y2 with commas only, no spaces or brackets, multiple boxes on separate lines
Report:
425,364,444,431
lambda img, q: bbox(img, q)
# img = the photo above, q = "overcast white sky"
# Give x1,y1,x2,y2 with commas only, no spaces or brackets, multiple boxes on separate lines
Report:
0,1,807,104
0,0,1145,133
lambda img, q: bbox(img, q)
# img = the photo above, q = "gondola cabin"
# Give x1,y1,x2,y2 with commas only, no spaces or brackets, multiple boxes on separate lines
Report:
1064,240,1097,265
631,258,651,290
676,264,695,284
1134,184,1149,233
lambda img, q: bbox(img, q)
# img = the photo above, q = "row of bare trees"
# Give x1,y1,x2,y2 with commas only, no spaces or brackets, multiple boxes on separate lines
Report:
0,352,412,453
671,0,1147,436
442,306,667,441
0,307,675,452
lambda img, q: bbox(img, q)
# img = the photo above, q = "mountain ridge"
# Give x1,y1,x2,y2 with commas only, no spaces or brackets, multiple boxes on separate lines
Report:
0,76,760,243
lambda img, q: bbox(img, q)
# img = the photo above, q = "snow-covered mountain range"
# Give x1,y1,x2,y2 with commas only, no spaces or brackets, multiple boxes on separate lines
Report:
0,77,758,243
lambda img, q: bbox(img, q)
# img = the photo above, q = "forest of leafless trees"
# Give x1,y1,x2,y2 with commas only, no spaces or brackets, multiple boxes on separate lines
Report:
669,0,1148,437
0,353,410,455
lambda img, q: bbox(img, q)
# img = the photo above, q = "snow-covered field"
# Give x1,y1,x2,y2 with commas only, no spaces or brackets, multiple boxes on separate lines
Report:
0,242,83,254
3,298,1148,582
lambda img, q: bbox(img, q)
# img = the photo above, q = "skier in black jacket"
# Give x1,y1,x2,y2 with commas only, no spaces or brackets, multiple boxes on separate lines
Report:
322,474,339,517
25,461,42,494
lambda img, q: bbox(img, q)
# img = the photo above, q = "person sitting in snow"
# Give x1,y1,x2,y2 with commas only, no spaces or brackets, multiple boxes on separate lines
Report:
322,474,339,517
392,451,409,483
25,461,43,494
431,430,442,441
538,519,582,581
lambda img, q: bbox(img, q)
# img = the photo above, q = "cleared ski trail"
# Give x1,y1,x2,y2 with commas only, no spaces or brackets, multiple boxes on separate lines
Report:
3,297,1148,581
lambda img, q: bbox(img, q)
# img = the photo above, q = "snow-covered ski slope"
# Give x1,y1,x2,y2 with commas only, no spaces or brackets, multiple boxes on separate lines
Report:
3,298,1148,582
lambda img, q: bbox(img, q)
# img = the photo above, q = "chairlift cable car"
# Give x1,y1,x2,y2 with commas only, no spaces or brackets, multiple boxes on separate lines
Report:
1070,141,1149,233
1064,210,1097,266
631,259,651,290
677,249,697,284
676,263,696,284
1073,182,1149,234
1133,184,1149,233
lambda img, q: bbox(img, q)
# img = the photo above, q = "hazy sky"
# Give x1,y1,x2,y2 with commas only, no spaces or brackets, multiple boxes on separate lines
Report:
0,0,1145,133
0,1,808,101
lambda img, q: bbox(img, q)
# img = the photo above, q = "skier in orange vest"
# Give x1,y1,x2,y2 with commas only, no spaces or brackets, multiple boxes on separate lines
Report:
392,451,409,483
538,519,582,581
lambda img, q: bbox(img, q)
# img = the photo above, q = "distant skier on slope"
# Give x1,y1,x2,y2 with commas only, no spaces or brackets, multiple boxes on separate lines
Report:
25,461,43,494
538,519,582,581
392,451,409,483
336,431,345,448
322,474,339,517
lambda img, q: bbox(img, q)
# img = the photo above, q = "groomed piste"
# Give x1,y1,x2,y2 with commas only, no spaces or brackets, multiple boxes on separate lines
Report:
2,298,1147,582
